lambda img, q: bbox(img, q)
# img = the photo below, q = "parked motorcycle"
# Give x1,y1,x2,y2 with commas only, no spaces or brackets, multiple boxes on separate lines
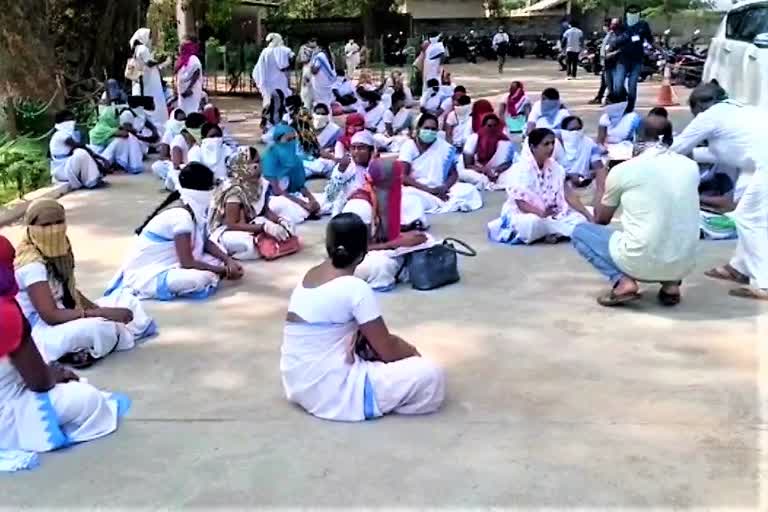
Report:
534,35,559,60
506,34,527,58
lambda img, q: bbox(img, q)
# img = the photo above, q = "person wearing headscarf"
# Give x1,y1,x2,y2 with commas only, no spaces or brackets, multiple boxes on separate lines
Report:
526,88,570,134
671,81,768,300
310,42,338,109
209,149,295,260
129,28,168,131
470,99,495,134
555,115,605,189
498,81,531,136
176,38,203,115
422,33,446,91
13,199,155,369
118,105,160,158
0,234,129,468
202,103,238,150
334,113,366,159
48,110,103,189
252,33,295,130
596,91,641,146
461,112,516,190
88,107,145,174
487,128,591,245
187,122,234,182
106,163,244,301
262,124,323,225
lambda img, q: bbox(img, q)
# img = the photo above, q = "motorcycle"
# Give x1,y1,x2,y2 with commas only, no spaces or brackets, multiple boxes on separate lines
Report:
506,34,526,58
578,33,603,74
383,33,408,66
534,35,559,60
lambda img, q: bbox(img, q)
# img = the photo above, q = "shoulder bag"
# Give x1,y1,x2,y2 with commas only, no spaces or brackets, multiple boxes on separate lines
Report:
396,237,477,291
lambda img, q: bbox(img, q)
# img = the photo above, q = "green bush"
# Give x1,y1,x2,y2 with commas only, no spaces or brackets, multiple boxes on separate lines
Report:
0,133,50,204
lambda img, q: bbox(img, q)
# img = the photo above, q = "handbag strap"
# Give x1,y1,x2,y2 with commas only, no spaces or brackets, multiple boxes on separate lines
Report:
442,237,477,257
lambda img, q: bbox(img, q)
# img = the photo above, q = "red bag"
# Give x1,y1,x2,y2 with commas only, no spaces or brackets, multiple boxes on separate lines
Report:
255,234,301,261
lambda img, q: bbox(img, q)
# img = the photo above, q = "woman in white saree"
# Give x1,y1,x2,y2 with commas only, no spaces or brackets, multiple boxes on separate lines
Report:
310,45,337,108
129,28,168,132
281,213,445,422
461,112,517,190
175,39,204,115
488,128,592,245
398,113,483,218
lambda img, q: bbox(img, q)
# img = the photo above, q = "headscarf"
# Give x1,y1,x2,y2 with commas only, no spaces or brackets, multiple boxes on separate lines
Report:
166,109,186,138
261,124,306,193
176,39,200,73
210,152,264,230
14,199,82,310
89,108,120,147
350,130,374,147
0,235,23,358
471,99,494,133
266,33,284,48
506,82,528,117
339,113,365,150
130,28,151,49
202,103,220,125
475,113,508,165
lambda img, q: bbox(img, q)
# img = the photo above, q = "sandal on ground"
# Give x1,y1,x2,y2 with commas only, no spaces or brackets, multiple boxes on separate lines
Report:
728,287,768,301
704,265,749,285
657,288,681,306
597,290,642,307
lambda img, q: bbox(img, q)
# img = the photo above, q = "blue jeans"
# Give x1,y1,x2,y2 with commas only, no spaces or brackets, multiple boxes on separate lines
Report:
571,223,624,285
613,61,641,111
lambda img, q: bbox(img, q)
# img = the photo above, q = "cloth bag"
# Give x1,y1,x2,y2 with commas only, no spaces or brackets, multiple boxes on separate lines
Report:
397,238,476,291
255,234,301,260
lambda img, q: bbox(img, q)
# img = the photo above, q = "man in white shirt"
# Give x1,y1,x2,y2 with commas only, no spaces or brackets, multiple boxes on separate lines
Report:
492,27,510,74
571,115,701,307
344,39,361,75
562,22,584,79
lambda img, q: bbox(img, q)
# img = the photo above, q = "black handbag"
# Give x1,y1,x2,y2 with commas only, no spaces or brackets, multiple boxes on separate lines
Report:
396,238,477,291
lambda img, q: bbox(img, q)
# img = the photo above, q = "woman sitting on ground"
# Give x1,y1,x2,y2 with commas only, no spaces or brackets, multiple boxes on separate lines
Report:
526,88,570,134
555,115,605,189
118,107,159,157
399,113,483,218
487,128,592,245
498,81,531,136
14,199,154,368
597,91,641,146
334,113,365,159
0,234,128,460
202,103,238,151
263,124,323,225
49,110,104,189
445,94,473,151
302,103,341,178
209,150,295,260
280,212,445,422
461,112,516,190
88,107,144,175
375,90,414,154
105,163,244,301
187,122,233,182
382,70,415,108
360,89,388,136
161,109,187,146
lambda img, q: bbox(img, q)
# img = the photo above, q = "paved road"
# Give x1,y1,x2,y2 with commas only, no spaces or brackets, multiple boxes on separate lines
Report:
1,60,765,509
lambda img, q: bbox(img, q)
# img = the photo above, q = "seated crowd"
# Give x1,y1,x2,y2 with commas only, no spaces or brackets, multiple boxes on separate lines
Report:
2,57,764,469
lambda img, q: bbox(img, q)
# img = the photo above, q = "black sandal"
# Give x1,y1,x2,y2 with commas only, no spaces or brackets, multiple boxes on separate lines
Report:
657,289,681,306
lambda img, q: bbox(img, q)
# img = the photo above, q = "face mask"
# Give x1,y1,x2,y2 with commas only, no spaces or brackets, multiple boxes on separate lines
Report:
455,105,471,119
418,128,438,144
186,128,202,142
540,99,560,117
28,224,69,258
56,120,77,135
201,137,223,165
179,187,213,223
560,129,584,153
626,13,640,26
167,119,185,136
312,114,330,130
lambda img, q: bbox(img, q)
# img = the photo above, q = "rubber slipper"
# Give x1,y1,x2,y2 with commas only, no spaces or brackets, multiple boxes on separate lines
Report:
597,291,642,307
704,266,749,285
728,287,768,301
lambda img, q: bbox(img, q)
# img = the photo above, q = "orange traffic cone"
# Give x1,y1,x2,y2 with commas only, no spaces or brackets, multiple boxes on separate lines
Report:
656,64,679,107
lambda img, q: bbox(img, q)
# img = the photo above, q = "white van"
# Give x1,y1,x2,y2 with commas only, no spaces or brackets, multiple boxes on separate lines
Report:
703,0,768,109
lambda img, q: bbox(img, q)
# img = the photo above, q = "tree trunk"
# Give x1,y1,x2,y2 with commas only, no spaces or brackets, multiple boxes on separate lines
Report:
3,97,17,138
176,0,196,41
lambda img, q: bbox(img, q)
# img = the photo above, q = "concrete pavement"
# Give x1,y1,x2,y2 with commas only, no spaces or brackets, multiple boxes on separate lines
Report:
0,60,765,509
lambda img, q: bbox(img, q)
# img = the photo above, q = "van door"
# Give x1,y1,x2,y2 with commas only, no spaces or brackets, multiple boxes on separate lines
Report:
731,2,768,107
720,6,749,98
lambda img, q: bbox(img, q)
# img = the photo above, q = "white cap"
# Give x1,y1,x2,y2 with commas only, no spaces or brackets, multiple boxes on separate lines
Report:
350,130,374,147
342,198,373,225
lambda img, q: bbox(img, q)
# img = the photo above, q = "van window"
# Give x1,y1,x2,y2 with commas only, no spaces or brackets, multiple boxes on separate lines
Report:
728,4,768,42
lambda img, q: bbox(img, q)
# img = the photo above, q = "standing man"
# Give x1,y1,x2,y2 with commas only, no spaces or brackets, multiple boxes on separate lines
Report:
345,39,361,76
562,21,584,80
611,5,653,111
298,38,319,109
492,27,510,74
590,19,621,104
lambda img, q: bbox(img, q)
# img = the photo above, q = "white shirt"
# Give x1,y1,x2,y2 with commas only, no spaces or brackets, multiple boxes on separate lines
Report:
445,111,473,147
15,263,64,326
170,134,191,164
492,32,510,49
363,103,387,131
562,27,584,52
334,77,355,97
602,147,700,281
420,90,449,114
382,108,413,134
528,100,570,131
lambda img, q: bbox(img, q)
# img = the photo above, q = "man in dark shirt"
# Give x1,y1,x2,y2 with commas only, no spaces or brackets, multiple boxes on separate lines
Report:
610,5,653,111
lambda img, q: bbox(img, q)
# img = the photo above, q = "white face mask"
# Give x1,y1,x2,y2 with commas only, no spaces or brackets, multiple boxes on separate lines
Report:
167,119,185,136
200,137,224,167
560,129,584,153
56,120,76,135
455,105,471,120
312,114,330,130
179,187,213,223
626,13,640,26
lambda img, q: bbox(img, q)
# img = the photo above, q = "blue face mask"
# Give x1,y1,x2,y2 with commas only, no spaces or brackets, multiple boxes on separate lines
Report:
418,128,438,144
541,99,560,116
